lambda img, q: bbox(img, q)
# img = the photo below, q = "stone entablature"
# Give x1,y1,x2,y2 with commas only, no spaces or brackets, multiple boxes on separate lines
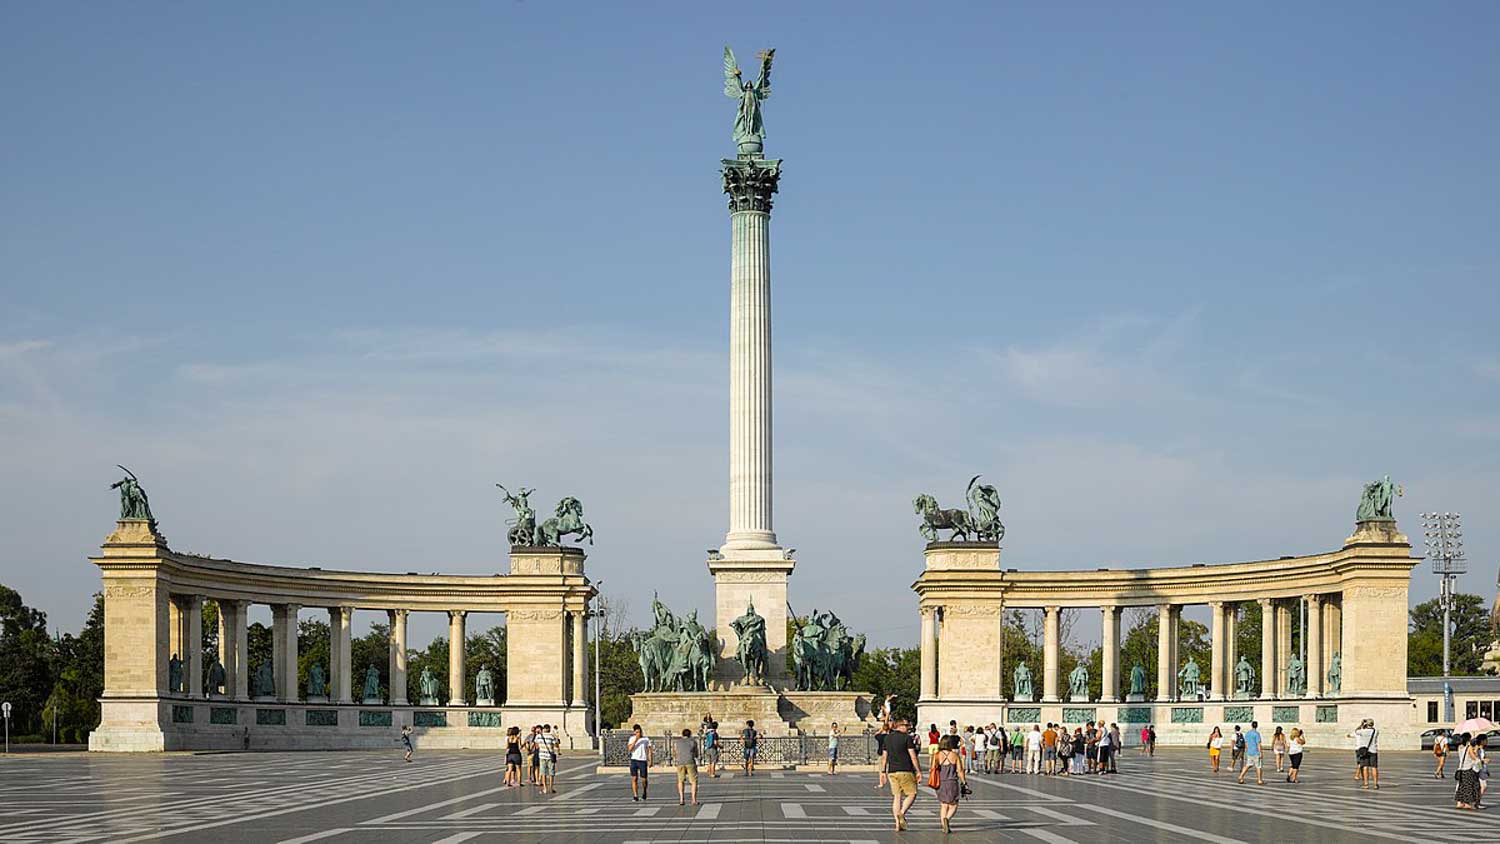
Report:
89,519,595,752
913,519,1420,747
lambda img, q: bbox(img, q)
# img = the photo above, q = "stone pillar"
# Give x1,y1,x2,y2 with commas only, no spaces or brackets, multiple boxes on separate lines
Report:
1306,595,1323,698
1258,598,1275,699
231,601,249,701
919,606,938,701
389,609,409,706
448,610,468,706
570,610,587,707
186,595,203,698
168,597,184,690
1275,601,1293,697
1209,601,1225,701
271,605,288,700
279,604,300,703
505,608,567,705
334,606,353,704
1156,604,1174,701
1101,605,1120,702
218,600,238,699
1042,606,1061,702
90,519,172,751
721,155,782,552
1225,604,1239,687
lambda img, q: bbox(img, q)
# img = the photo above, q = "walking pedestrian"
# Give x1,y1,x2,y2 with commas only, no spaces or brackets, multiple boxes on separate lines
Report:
874,720,889,790
988,724,1003,774
1084,722,1098,773
1010,725,1025,773
1272,726,1287,772
1236,720,1264,785
828,721,842,775
1349,718,1380,790
971,725,985,774
1056,726,1073,776
928,724,941,766
1109,723,1122,772
1457,734,1482,809
1477,734,1490,807
1229,725,1244,771
931,734,968,834
536,724,560,793
1207,726,1224,773
1286,727,1305,783
1042,723,1058,774
400,724,414,763
628,724,653,802
504,726,523,786
1095,721,1111,775
1026,724,1043,774
1140,725,1150,754
705,719,721,778
526,725,540,786
672,728,699,806
880,718,922,832
1434,730,1451,779
1148,724,1157,756
741,719,760,777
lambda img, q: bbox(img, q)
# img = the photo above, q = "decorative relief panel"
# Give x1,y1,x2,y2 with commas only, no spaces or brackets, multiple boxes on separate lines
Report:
255,709,286,726
508,609,565,621
1062,707,1097,724
1171,707,1204,723
1272,706,1300,723
209,707,237,725
1118,707,1152,723
1007,706,1041,723
713,572,785,583
306,710,338,727
468,711,503,728
359,710,393,727
414,711,448,728
943,605,1003,617
104,585,155,598
171,705,193,724
1224,706,1254,723
1315,705,1339,723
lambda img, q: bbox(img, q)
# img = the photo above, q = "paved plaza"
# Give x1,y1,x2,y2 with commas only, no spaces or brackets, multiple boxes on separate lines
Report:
2,749,1498,843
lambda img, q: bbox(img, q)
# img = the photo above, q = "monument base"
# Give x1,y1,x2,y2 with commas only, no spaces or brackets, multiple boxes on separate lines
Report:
1126,693,1145,702
305,695,329,704
475,697,496,707
626,688,874,737
707,548,796,690
419,697,438,707
362,697,384,705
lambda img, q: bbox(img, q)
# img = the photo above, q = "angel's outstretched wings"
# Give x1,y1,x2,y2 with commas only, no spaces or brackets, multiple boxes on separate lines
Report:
755,48,773,99
723,46,743,98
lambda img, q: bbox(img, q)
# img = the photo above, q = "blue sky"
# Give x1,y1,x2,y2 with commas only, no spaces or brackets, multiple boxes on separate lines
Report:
3,3,1497,648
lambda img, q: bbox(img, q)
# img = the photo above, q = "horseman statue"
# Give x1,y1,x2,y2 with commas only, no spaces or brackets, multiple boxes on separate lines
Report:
791,607,867,691
731,600,769,686
496,484,594,547
914,475,1005,543
629,594,713,692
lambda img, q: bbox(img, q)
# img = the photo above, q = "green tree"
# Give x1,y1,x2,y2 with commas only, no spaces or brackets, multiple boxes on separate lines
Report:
350,623,391,699
297,618,331,697
591,631,644,729
0,584,57,736
850,647,920,723
466,625,506,704
408,637,450,703
1409,593,1493,676
246,622,273,676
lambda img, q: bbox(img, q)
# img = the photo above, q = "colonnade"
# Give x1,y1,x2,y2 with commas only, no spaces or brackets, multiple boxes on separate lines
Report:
164,598,589,708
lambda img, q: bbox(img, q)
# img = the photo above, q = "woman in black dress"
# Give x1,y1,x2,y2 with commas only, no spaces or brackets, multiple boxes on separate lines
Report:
1457,734,1484,809
504,726,524,787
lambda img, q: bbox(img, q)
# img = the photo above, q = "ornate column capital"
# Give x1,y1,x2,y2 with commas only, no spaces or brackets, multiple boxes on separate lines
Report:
448,609,467,622
920,605,940,620
722,157,782,213
1044,605,1060,615
1210,600,1224,610
1306,594,1323,607
1257,597,1275,609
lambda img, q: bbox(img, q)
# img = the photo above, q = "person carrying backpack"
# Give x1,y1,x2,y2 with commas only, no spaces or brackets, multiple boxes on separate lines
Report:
741,719,759,777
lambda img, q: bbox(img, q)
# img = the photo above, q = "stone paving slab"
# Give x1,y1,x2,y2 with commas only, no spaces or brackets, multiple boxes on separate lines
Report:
2,749,1499,842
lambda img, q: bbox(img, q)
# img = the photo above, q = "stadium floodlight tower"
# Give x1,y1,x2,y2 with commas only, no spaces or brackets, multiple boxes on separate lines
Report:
1422,512,1466,720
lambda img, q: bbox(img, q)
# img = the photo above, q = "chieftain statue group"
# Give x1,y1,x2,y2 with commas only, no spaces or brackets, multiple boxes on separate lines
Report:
632,594,717,692
790,608,866,692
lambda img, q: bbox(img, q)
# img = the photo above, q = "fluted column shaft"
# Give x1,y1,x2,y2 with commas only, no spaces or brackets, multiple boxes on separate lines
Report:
1209,601,1225,701
725,207,777,550
389,609,409,705
218,600,238,698
335,606,353,703
230,601,249,701
1157,604,1174,701
448,611,467,705
1275,602,1293,696
1306,595,1323,698
1259,599,1276,699
919,608,938,701
1042,607,1061,702
571,611,587,706
280,604,300,703
1101,606,1120,702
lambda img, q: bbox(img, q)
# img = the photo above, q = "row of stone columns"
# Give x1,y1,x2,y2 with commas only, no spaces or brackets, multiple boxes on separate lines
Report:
922,594,1344,704
162,594,588,707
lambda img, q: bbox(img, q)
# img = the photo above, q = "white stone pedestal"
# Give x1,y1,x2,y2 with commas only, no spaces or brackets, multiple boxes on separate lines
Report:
708,549,795,689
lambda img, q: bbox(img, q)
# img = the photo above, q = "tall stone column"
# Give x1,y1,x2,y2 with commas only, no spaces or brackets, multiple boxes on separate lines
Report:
708,154,795,688
1258,598,1276,699
570,611,587,707
1306,595,1323,698
271,605,288,700
334,606,353,704
168,596,184,689
448,610,467,706
1225,604,1239,686
721,155,781,553
231,601,249,701
218,600,238,699
388,609,409,705
1156,604,1173,701
281,604,300,703
1324,596,1342,678
1275,601,1293,696
186,595,203,698
1100,606,1120,702
1042,606,1061,702
1209,601,1225,701
919,607,938,701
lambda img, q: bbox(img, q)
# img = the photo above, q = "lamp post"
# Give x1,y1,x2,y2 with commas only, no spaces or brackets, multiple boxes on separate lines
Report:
1423,512,1466,721
592,581,604,751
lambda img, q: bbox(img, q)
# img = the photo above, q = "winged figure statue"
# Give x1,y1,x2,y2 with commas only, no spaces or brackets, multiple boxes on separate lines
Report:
724,46,774,155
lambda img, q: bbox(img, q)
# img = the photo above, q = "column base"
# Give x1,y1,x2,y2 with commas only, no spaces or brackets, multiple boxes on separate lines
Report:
708,548,796,690
448,698,469,707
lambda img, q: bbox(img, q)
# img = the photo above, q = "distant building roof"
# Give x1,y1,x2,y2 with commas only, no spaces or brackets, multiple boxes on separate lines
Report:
1409,675,1500,694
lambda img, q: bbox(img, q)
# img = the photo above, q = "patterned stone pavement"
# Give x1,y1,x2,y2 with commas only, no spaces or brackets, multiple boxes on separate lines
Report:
1,748,1497,842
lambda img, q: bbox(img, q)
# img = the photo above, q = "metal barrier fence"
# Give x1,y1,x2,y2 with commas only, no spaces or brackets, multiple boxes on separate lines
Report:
601,730,883,767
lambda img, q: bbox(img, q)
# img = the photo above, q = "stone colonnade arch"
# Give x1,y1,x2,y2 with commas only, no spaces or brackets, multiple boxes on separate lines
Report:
913,518,1418,747
88,518,595,752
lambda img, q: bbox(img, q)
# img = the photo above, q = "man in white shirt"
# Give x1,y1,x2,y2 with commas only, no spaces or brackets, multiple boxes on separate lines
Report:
1026,724,1043,775
628,723,654,801
1434,731,1451,779
1350,719,1380,790
972,727,986,774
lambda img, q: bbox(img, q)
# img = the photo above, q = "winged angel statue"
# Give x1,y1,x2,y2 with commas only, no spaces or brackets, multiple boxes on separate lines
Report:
724,46,774,155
